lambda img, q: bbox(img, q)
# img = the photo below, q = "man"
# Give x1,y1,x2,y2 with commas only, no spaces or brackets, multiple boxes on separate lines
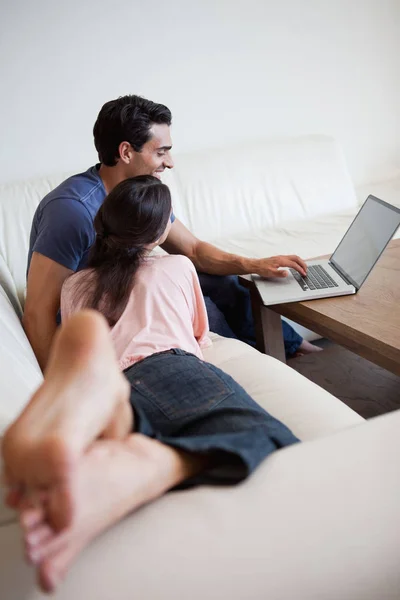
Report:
25,94,319,371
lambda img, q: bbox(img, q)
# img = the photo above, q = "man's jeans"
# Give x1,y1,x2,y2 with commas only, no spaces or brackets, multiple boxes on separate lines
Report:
198,273,303,358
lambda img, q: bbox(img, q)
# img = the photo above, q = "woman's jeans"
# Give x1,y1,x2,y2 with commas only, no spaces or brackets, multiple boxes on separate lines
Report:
124,349,299,487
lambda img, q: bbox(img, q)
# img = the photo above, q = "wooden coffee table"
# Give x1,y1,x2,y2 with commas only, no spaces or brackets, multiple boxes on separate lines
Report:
240,239,400,376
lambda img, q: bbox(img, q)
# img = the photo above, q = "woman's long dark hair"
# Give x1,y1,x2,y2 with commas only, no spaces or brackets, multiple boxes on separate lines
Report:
76,175,172,326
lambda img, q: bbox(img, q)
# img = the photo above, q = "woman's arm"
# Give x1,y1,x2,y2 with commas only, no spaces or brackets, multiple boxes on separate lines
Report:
186,261,212,348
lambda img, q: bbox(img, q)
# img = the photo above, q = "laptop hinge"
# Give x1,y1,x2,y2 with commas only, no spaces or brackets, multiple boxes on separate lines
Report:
328,261,355,288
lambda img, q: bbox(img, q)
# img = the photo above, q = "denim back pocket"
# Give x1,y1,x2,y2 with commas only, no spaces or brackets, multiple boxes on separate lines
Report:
129,353,233,421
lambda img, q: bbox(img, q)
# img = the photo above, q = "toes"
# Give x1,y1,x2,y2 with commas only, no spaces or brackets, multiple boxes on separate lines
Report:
25,523,54,550
38,559,57,594
20,506,44,531
27,526,69,566
38,542,76,593
18,479,74,543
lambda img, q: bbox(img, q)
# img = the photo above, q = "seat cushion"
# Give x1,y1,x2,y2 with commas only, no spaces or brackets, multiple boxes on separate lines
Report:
204,334,362,442
0,407,398,600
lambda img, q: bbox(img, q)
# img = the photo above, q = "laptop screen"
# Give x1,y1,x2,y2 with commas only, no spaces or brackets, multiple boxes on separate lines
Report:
330,195,400,289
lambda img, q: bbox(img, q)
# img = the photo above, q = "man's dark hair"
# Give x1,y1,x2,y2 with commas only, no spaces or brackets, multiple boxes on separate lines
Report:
93,95,172,166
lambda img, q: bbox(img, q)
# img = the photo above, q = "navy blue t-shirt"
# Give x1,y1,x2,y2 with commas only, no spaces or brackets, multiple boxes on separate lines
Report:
28,165,175,275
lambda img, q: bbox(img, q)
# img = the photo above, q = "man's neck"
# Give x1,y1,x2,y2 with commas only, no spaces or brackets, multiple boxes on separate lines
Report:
98,164,126,195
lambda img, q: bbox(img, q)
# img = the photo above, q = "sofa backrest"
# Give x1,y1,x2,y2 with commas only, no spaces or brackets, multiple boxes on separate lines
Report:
0,135,357,306
0,172,72,307
0,172,190,307
164,135,357,241
0,283,42,435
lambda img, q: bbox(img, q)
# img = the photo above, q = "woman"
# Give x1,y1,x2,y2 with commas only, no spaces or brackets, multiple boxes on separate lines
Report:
60,175,298,487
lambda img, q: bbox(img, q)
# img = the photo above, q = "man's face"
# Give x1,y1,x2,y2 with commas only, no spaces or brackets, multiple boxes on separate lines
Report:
127,123,174,179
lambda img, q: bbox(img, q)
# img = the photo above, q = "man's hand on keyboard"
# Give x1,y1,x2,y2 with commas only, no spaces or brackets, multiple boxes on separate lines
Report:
256,255,307,278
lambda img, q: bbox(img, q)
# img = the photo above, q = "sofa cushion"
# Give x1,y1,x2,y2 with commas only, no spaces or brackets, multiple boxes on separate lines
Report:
356,176,400,209
0,407,398,600
0,255,22,318
204,334,362,441
0,284,42,435
0,172,71,307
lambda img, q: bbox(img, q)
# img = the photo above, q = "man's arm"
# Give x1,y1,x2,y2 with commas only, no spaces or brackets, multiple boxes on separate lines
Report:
23,252,73,372
162,219,307,278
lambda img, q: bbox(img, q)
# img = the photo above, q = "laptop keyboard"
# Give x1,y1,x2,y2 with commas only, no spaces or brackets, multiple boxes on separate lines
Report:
289,264,339,291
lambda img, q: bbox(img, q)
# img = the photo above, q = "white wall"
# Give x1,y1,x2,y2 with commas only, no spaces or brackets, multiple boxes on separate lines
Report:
0,0,399,186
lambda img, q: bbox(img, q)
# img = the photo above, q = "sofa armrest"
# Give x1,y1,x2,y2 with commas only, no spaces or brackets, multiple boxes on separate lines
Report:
0,408,399,599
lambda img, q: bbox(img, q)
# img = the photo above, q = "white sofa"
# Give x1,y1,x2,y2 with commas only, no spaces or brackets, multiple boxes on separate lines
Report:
1,135,400,599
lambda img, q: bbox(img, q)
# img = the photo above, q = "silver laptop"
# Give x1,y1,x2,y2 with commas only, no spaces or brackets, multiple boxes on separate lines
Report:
253,195,400,306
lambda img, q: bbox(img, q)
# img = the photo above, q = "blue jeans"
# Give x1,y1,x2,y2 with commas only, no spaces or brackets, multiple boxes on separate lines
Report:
198,273,303,358
124,349,299,487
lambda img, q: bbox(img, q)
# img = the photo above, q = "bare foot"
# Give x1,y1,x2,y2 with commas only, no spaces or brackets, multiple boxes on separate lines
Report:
20,435,189,593
2,310,132,519
297,340,323,355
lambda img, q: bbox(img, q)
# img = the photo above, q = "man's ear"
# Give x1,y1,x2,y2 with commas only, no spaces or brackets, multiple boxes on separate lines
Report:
118,141,134,165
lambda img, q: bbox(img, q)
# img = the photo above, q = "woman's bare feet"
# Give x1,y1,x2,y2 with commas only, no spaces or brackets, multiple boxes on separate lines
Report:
20,435,195,594
2,310,132,522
